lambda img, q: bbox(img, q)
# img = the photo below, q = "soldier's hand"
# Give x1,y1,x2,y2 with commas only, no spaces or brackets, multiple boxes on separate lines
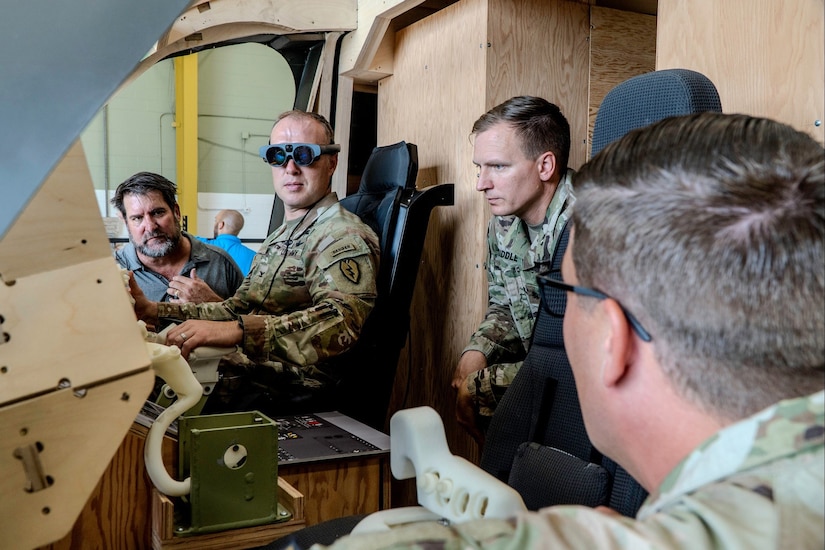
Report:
452,350,487,390
165,319,242,360
168,268,223,304
455,380,485,446
128,271,159,325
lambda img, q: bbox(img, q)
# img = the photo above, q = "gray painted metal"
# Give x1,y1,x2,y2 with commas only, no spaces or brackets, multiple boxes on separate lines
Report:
0,0,191,239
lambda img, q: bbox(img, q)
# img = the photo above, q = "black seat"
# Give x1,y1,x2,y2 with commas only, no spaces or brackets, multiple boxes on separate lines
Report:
480,68,722,515
337,141,454,430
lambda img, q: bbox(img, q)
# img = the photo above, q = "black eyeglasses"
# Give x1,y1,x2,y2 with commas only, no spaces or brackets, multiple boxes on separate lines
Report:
259,143,341,167
537,275,653,342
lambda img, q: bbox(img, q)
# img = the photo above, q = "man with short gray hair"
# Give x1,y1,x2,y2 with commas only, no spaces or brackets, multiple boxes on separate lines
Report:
321,112,825,549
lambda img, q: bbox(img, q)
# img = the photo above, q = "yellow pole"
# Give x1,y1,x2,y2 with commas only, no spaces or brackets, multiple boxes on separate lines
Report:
174,54,198,233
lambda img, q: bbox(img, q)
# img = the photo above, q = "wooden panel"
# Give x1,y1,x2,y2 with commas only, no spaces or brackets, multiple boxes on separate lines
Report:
378,0,489,475
487,0,591,170
332,75,355,197
0,140,111,282
656,0,824,143
0,256,150,405
279,456,390,526
318,32,346,124
588,6,656,156
150,478,306,549
127,0,359,96
44,421,387,547
41,424,175,550
14,379,154,550
1,134,157,548
338,0,423,79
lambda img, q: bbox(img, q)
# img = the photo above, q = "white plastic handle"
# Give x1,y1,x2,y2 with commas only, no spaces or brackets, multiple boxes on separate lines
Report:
389,406,527,523
143,342,202,496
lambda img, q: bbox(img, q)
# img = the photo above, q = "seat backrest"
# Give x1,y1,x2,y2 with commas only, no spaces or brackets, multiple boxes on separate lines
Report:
592,68,723,156
338,142,454,429
480,69,722,517
340,141,418,251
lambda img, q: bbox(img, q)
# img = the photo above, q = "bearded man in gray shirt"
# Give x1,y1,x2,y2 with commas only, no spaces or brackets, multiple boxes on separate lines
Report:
112,171,244,305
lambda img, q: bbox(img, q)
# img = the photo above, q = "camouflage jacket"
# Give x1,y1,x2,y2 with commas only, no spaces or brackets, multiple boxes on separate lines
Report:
463,170,575,415
157,193,380,386
319,390,825,549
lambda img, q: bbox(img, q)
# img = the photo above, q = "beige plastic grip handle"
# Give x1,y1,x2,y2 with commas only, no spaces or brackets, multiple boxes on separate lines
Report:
143,342,202,496
389,406,527,523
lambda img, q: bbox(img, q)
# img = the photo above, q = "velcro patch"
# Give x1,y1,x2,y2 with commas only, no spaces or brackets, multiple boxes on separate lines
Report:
339,258,360,284
329,242,358,257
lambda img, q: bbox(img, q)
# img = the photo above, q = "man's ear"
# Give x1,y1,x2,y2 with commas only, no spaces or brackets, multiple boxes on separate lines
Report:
537,151,557,182
601,298,633,388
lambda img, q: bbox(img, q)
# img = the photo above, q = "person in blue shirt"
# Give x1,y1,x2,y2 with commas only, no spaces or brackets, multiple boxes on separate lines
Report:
197,209,257,275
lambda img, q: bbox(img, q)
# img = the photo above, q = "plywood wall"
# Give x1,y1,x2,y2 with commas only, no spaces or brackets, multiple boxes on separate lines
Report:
377,0,592,475
486,0,591,169
378,0,489,469
588,6,656,155
656,0,824,143
366,0,823,510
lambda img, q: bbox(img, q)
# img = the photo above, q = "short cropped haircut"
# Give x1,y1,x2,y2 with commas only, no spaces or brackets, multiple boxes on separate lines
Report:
571,112,825,421
472,96,571,174
111,171,178,218
273,110,336,145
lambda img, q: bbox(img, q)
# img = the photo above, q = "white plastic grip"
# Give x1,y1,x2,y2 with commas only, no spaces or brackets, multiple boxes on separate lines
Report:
143,342,202,496
389,406,527,523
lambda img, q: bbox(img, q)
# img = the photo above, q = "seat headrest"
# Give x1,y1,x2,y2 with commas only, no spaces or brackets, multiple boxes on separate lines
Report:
592,69,722,157
358,141,418,193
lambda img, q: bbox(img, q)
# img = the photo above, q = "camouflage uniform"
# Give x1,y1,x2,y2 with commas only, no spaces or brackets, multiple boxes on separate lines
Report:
464,170,575,417
317,390,825,550
157,193,379,388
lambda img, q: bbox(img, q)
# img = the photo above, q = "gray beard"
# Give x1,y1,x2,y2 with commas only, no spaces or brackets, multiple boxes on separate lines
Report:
135,231,181,258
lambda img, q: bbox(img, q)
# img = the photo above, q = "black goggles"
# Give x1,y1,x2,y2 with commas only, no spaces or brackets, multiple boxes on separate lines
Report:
259,143,341,167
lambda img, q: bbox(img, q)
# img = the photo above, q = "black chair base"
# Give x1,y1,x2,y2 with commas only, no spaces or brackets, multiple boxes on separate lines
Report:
256,514,367,550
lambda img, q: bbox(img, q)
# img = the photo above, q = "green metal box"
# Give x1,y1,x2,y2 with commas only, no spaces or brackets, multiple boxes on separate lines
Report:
175,411,290,535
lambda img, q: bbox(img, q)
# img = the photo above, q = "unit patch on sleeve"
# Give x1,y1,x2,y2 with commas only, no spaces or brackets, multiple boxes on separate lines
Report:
339,258,361,284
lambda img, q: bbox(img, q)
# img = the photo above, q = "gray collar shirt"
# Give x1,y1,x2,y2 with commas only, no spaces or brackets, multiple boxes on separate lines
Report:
115,231,244,302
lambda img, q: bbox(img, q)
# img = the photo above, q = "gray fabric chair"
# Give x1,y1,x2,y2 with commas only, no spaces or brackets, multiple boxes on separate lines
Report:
591,68,723,156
